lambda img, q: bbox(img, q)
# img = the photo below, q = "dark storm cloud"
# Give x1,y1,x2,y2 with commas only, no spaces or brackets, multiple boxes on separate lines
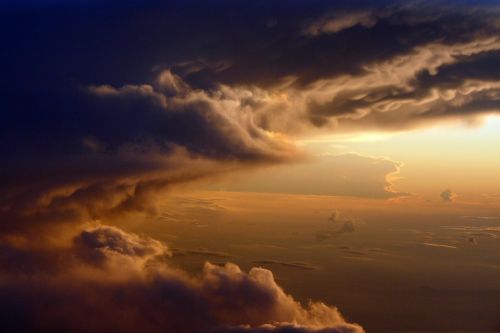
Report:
0,71,297,232
0,1,497,88
1,1,499,175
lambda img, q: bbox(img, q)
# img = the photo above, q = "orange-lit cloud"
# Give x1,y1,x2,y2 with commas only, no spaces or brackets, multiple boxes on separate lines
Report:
211,153,408,199
0,224,364,333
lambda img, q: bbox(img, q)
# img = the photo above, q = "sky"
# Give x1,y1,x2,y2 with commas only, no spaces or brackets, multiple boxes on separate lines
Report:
0,1,500,332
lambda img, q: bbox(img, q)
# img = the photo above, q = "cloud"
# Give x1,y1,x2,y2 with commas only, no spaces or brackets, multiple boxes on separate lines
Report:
461,215,500,221
205,323,361,333
421,242,457,250
252,260,320,271
441,189,458,202
0,71,299,233
327,211,341,224
256,37,500,134
328,211,356,234
316,210,358,241
466,236,477,245
211,153,409,199
3,2,500,132
74,224,169,266
173,248,231,259
168,5,500,135
148,32,500,138
304,10,379,36
0,225,364,333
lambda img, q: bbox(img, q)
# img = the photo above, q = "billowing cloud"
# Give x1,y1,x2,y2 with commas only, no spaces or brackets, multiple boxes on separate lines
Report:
0,224,363,333
0,70,298,233
74,224,169,266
